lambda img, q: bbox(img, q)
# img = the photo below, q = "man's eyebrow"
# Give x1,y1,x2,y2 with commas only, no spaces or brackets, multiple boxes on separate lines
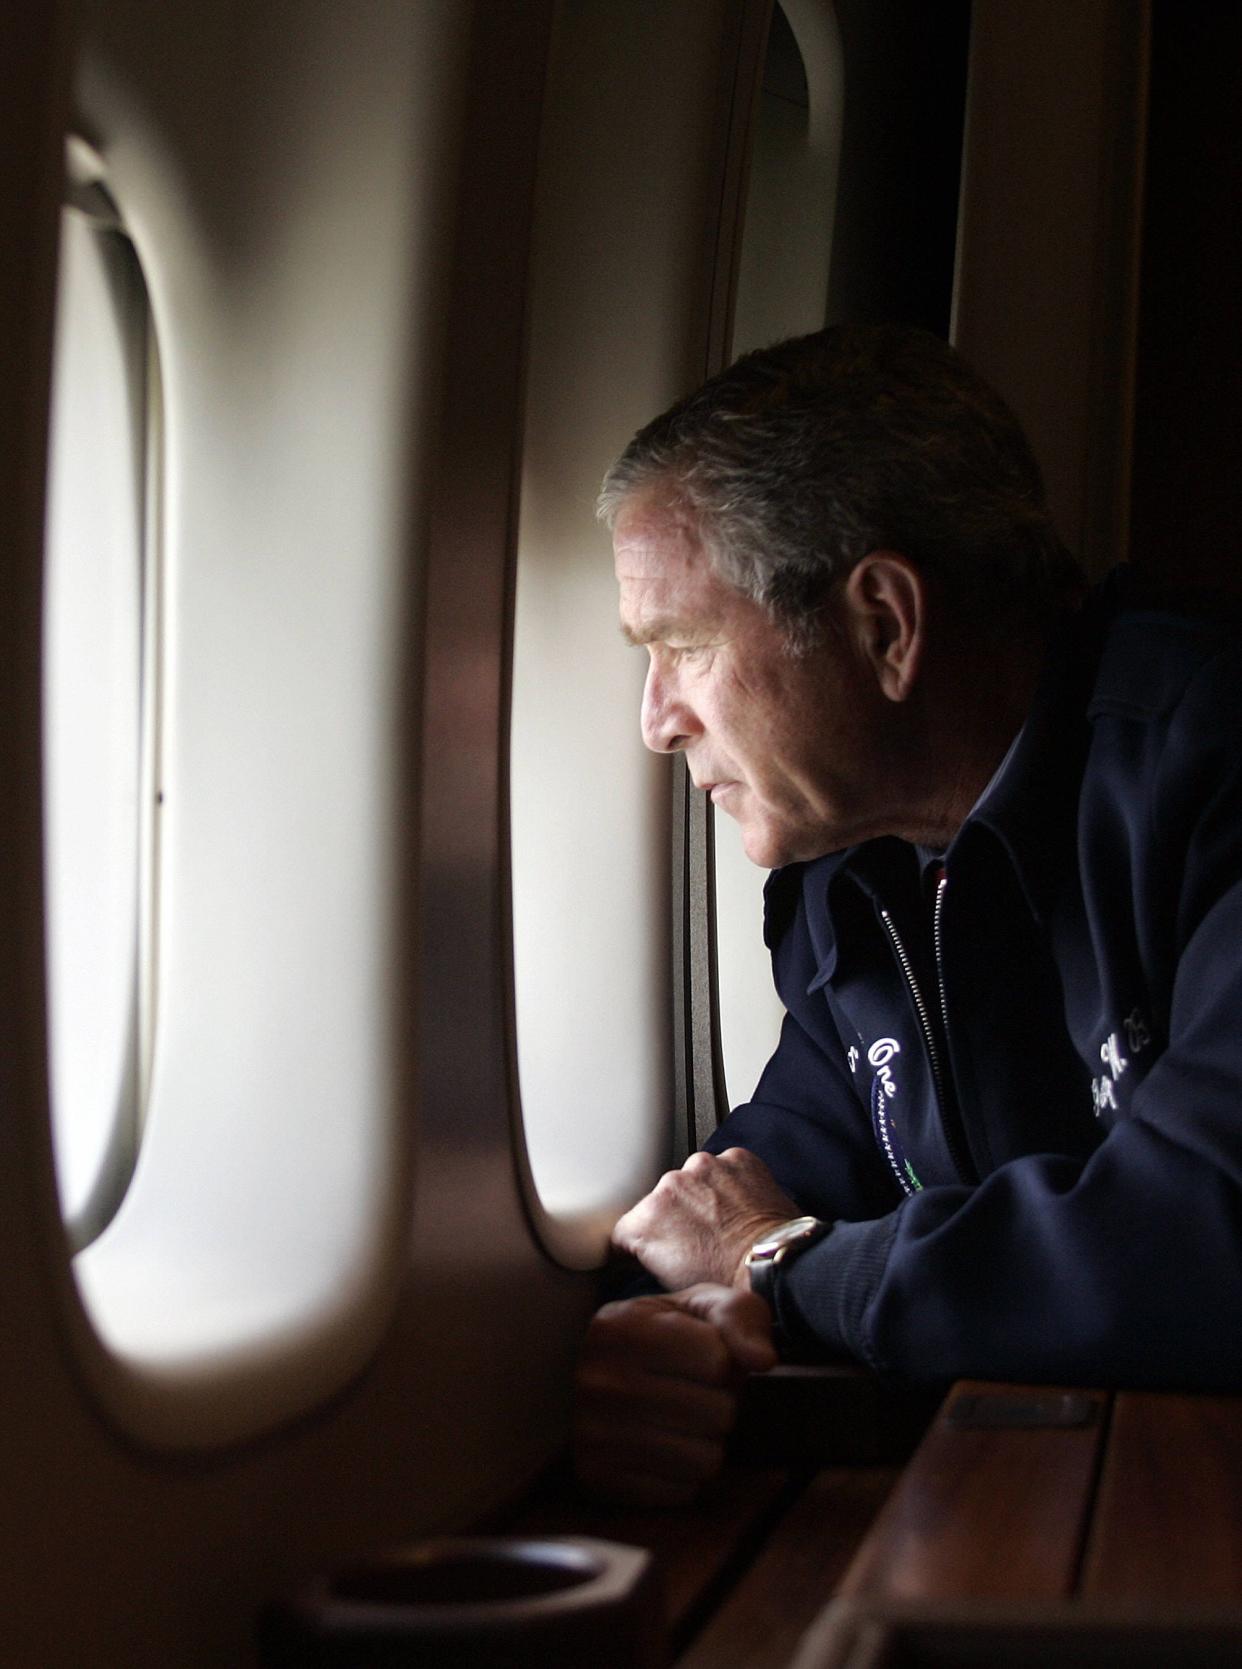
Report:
619,614,707,648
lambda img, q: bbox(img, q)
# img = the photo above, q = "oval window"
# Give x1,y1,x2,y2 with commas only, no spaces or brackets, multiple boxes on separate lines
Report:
43,146,160,1249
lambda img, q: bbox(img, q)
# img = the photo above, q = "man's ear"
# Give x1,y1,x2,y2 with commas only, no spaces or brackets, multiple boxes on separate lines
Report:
841,552,926,702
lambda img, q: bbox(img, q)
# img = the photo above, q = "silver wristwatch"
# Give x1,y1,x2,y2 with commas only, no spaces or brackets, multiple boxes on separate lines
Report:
744,1215,830,1317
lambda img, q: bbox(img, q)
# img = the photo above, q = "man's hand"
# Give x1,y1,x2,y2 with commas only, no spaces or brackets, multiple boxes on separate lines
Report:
573,1284,777,1505
610,1148,800,1290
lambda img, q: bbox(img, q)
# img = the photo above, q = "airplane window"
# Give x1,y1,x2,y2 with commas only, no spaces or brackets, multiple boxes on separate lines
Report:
41,6,466,1452
732,2,842,364
508,472,671,1262
42,147,159,1251
716,0,845,1111
507,5,748,1265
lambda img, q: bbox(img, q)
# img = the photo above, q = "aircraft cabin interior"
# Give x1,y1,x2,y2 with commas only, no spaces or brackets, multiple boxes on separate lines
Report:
1,0,1240,1664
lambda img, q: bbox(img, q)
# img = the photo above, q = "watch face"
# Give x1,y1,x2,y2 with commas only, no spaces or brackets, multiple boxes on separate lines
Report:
749,1215,823,1260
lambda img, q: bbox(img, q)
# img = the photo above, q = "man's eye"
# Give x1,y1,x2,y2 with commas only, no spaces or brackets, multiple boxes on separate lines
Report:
647,641,714,668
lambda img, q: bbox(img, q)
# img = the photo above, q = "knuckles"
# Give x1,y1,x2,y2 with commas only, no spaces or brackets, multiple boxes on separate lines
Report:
681,1150,716,1173
617,1149,781,1239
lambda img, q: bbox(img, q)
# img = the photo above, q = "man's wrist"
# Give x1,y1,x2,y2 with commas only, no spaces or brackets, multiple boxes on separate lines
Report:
740,1216,832,1324
731,1216,800,1290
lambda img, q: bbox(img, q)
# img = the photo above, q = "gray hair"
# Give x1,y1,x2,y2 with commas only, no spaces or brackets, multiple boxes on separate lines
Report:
598,325,1083,649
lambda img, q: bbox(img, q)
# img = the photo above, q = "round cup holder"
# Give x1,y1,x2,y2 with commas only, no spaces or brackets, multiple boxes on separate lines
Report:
260,1534,664,1667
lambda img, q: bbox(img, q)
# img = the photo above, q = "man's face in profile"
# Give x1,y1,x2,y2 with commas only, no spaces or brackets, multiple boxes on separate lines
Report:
613,490,894,868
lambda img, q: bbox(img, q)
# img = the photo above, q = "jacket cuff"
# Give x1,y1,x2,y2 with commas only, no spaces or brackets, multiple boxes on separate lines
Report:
774,1212,900,1370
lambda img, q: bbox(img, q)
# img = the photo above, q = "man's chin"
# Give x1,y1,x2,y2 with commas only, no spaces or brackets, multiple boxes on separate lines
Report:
738,822,792,870
739,820,842,870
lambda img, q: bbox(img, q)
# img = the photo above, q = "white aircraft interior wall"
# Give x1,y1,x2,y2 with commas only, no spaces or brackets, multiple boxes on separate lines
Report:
57,0,476,1443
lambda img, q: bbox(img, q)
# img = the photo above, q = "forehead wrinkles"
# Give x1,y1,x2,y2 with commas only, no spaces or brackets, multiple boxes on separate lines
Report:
613,494,704,574
617,572,723,647
614,495,730,648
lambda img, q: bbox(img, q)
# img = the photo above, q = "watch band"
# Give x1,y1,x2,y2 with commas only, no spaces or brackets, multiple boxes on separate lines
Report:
743,1215,830,1316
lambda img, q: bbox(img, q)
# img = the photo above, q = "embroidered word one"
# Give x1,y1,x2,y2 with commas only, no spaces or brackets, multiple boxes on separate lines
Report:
867,1037,901,1099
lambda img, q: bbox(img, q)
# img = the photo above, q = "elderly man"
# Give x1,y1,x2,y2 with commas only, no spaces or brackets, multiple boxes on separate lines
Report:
574,324,1242,1504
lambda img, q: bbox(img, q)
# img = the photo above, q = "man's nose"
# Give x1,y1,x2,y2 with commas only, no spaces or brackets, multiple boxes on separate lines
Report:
640,660,696,754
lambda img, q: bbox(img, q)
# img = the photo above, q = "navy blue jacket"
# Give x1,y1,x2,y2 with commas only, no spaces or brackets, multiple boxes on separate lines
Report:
707,575,1242,1389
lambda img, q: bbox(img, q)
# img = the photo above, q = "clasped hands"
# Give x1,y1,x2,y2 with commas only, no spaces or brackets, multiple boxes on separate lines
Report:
574,1148,800,1505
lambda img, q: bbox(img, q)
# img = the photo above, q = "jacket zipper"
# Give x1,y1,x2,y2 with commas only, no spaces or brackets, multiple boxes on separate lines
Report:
879,907,949,1108
880,884,975,1184
931,874,978,1183
933,874,950,1054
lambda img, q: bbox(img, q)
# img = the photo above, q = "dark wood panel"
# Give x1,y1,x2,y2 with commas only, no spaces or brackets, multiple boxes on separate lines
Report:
1082,1392,1242,1604
674,1466,898,1669
796,1598,1242,1669
837,1381,1109,1602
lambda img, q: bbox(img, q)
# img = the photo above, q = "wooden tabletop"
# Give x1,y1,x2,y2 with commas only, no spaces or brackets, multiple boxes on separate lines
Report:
711,1380,1242,1668
500,1374,1242,1667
